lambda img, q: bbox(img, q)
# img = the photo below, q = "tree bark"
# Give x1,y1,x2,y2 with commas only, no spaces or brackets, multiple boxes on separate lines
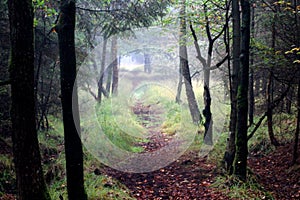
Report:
266,72,279,146
234,0,250,181
293,78,300,165
111,36,119,95
97,38,108,103
224,0,240,174
8,0,50,199
56,1,87,199
179,0,201,124
203,85,213,145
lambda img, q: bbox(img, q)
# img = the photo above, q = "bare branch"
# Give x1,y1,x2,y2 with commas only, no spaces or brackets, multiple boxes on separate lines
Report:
189,23,207,67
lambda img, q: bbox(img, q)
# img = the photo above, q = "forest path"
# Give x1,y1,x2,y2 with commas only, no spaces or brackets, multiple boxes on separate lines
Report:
103,101,231,199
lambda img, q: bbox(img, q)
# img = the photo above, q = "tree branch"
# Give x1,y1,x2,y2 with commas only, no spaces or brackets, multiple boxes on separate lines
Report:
209,54,229,70
247,84,291,140
189,23,207,67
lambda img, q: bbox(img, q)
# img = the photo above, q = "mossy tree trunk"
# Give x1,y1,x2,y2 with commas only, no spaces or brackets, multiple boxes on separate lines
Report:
56,1,87,199
233,0,250,181
8,0,50,199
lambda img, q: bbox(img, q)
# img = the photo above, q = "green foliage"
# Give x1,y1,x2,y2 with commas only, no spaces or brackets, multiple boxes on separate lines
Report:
212,175,274,199
36,116,135,199
0,154,15,197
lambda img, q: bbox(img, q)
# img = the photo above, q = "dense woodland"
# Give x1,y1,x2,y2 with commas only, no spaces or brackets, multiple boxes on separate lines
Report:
0,0,300,199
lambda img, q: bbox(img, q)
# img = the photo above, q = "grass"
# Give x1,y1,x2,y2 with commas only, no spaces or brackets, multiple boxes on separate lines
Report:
36,115,136,200
212,174,274,199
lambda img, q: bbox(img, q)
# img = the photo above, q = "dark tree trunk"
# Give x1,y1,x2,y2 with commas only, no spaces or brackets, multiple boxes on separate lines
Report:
97,38,108,103
56,1,87,199
266,5,279,147
234,0,250,181
248,3,255,126
8,0,50,199
293,0,300,165
224,0,240,174
203,85,213,145
111,36,119,95
266,72,279,146
179,0,201,124
293,79,300,165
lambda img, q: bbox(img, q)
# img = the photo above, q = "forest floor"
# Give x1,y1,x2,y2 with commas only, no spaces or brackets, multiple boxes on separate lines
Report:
1,100,300,199
102,101,300,200
103,101,232,199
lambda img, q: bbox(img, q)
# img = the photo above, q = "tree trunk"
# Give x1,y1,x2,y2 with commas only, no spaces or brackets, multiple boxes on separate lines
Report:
234,0,250,181
224,0,240,174
56,1,87,199
97,38,108,103
176,65,183,104
106,41,114,95
293,79,300,165
8,0,50,199
179,0,201,124
111,36,119,95
292,0,300,165
203,85,213,145
248,68,254,125
266,72,279,146
248,0,256,127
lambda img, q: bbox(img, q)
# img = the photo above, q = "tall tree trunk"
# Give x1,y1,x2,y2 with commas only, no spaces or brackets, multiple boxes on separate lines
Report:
293,78,300,165
8,0,50,199
224,0,240,174
234,0,250,181
56,1,87,199
111,36,119,95
292,0,300,165
179,0,201,124
248,2,255,126
267,4,279,147
97,38,108,103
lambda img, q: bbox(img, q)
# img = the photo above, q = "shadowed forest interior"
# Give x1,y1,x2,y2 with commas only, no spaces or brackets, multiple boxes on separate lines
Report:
0,0,300,199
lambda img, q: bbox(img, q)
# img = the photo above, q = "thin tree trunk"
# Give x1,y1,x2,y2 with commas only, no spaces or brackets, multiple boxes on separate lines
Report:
97,38,108,103
179,0,201,124
248,1,256,126
293,79,300,165
224,0,240,174
56,1,87,199
111,36,118,95
105,39,116,95
176,66,183,104
234,0,250,181
292,0,300,165
266,4,279,147
8,0,50,199
266,72,279,146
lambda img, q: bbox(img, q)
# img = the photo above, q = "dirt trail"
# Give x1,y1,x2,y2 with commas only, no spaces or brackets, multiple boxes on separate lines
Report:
103,101,230,199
